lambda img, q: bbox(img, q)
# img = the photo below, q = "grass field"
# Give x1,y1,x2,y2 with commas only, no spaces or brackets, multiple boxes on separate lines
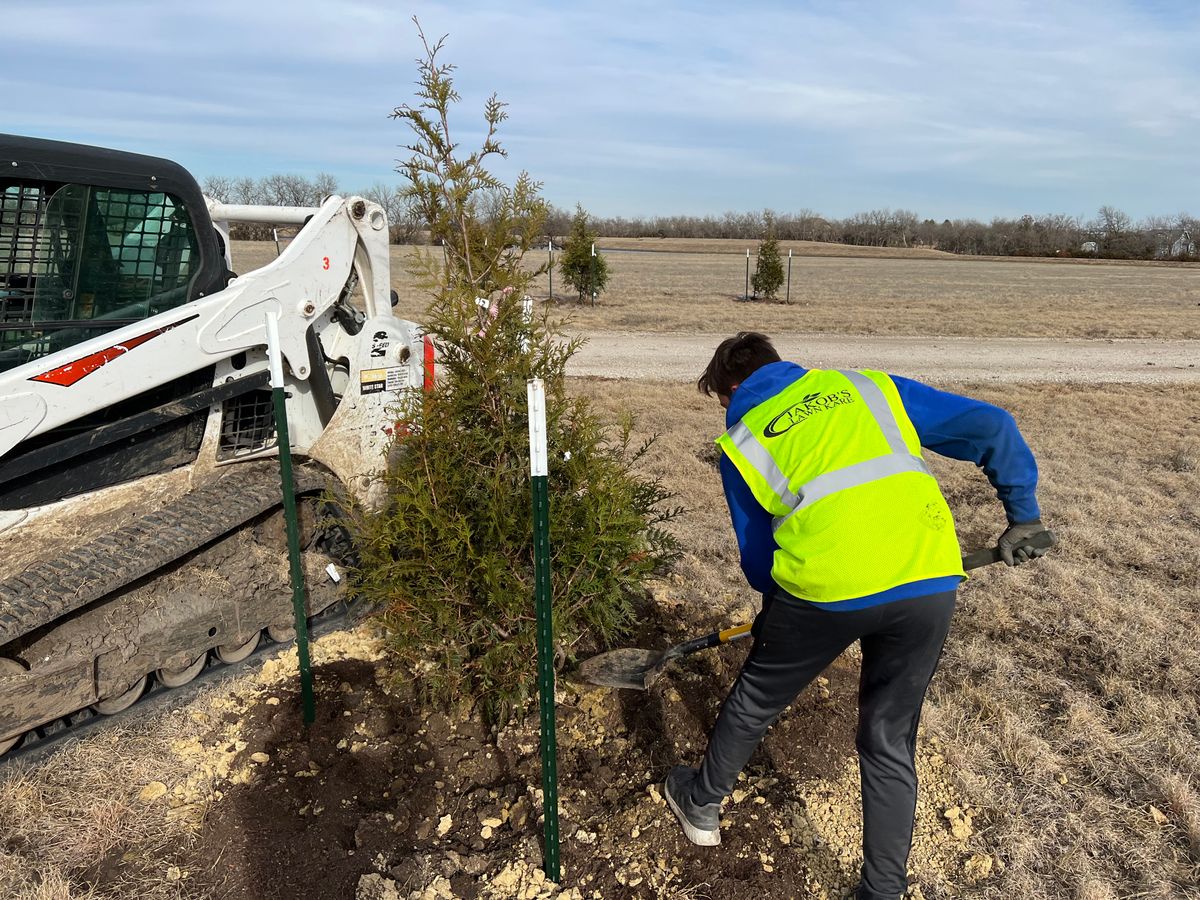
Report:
234,239,1200,340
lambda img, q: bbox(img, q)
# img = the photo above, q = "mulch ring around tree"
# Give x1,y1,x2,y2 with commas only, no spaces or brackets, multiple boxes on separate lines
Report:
186,627,989,900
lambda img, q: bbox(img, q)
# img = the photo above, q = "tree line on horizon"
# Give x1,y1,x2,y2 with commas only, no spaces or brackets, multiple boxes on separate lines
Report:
202,173,1196,262
545,205,1199,261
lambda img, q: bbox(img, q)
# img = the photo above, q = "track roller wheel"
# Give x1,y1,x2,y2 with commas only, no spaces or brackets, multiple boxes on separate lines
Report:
216,631,261,664
157,653,208,688
0,659,25,755
94,674,148,715
267,623,296,644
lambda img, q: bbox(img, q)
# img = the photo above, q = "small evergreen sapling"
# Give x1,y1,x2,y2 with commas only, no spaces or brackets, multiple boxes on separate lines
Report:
751,215,785,301
558,205,610,304
348,22,679,722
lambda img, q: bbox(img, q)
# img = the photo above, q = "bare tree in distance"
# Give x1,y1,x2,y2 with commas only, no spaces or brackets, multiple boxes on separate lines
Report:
200,175,236,203
1095,205,1133,237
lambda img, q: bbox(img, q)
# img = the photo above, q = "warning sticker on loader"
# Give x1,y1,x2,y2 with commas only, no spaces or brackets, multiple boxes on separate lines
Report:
360,366,409,395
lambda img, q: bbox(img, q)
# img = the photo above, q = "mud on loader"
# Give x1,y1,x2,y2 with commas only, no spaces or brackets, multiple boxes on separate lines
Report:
0,134,426,757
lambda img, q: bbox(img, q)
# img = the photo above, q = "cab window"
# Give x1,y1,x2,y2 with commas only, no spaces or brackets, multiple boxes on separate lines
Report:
0,183,199,372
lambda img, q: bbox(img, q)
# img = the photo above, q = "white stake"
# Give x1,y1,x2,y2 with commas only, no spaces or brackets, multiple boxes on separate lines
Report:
527,378,548,476
521,296,534,352
265,312,285,389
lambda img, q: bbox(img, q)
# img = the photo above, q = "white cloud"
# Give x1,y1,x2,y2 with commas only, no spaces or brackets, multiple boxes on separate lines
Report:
2,0,1197,218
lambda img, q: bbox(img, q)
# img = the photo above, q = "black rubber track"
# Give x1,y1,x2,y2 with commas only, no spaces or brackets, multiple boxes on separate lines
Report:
0,602,354,768
0,462,327,645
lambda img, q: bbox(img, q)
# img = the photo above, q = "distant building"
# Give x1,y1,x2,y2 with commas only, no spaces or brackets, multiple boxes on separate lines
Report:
1153,229,1196,259
1081,240,1099,254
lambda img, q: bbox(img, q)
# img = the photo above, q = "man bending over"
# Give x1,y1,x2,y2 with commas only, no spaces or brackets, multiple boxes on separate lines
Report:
664,332,1051,900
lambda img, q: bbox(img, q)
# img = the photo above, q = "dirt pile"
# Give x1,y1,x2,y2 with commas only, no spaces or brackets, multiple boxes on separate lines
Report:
173,621,995,900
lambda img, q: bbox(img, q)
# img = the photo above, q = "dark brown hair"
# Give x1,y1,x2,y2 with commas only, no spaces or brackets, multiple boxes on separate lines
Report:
697,332,781,397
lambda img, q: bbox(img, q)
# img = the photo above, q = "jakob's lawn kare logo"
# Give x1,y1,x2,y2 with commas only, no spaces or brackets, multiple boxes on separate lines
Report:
763,389,856,438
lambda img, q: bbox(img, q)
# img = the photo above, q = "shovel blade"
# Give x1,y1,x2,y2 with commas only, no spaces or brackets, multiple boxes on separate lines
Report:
577,647,666,691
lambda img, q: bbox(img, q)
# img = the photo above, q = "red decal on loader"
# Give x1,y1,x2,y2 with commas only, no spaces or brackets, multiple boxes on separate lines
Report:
29,314,199,387
423,335,435,391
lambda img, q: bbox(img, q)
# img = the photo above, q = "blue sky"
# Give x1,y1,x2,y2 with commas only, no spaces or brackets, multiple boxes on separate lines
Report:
2,0,1197,220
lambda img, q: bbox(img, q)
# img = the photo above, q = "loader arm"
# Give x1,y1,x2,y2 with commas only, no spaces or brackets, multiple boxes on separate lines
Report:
1,193,418,469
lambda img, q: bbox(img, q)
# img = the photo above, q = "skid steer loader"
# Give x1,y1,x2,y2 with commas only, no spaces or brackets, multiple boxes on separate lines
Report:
0,134,425,757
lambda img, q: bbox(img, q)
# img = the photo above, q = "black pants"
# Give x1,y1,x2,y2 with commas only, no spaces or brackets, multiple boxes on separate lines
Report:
691,589,957,900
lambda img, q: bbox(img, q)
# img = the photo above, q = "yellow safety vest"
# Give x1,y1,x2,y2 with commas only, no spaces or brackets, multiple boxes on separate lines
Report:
716,368,965,603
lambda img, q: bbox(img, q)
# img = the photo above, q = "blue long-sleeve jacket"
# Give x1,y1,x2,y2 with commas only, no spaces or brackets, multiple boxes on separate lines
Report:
721,361,1041,610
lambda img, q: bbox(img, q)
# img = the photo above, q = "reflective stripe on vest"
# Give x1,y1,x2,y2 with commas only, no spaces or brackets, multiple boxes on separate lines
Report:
725,420,800,512
841,370,907,454
722,369,931,531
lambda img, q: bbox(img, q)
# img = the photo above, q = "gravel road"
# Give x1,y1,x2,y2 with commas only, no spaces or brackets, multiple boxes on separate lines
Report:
568,331,1200,384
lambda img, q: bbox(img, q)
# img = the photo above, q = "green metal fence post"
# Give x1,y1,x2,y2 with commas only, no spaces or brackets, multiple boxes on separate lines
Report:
526,378,560,881
265,313,316,725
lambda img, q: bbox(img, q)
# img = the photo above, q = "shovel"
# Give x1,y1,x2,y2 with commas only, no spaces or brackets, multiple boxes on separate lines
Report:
577,530,1057,690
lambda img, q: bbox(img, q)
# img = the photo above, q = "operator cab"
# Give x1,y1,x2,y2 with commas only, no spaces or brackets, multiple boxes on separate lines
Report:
0,134,227,374
0,135,231,508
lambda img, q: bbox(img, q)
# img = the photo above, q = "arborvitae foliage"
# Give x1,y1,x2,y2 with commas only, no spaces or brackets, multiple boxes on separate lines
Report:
751,216,785,301
558,205,610,303
348,22,680,722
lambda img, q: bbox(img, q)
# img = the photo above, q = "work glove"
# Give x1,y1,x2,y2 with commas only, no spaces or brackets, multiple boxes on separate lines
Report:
998,518,1053,566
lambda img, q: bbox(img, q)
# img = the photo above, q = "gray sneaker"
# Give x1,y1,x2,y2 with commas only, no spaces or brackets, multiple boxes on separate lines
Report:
664,766,721,846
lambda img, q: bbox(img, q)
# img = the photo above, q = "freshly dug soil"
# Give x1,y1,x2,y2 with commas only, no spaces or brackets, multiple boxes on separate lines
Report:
186,617,987,900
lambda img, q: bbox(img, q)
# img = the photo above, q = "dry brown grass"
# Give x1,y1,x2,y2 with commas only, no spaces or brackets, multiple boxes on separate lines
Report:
550,252,1200,339
925,383,1200,899
234,240,1200,340
580,377,1200,899
593,236,963,259
0,715,207,900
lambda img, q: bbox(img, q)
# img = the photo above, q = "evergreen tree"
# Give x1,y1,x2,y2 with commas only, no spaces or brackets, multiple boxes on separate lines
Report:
751,215,785,301
558,205,610,303
348,22,679,722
